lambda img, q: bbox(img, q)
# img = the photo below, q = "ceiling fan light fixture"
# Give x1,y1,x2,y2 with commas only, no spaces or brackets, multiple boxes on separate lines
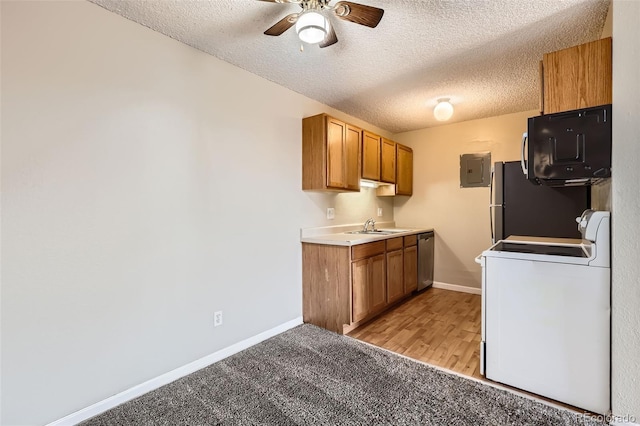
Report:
434,98,454,121
295,11,329,44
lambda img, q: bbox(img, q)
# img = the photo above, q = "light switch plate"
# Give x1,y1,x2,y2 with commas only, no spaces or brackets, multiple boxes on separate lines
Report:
377,207,383,217
327,208,335,220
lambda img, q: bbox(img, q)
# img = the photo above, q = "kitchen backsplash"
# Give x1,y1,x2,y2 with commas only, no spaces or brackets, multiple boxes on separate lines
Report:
303,187,394,228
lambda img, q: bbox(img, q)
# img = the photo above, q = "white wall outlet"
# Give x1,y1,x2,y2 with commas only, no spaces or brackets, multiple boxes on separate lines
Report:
326,207,335,220
377,207,383,217
214,311,223,327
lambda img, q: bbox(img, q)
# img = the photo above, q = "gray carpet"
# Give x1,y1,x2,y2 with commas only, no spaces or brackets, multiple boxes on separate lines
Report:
82,324,603,425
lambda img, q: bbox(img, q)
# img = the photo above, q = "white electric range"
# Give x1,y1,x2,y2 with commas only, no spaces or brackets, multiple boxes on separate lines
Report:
476,210,611,414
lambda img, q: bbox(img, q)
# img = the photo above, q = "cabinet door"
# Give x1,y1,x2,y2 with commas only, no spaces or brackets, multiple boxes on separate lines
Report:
362,131,381,181
386,249,404,304
369,254,387,314
404,245,418,294
396,144,413,196
345,125,362,191
326,117,346,189
352,259,369,323
543,37,612,114
381,138,397,183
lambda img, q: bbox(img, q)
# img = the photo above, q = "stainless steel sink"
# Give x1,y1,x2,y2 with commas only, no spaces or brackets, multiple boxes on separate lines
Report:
375,229,409,234
345,230,397,235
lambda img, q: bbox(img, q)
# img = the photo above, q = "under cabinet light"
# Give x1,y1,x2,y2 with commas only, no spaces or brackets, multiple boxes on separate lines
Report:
360,179,380,188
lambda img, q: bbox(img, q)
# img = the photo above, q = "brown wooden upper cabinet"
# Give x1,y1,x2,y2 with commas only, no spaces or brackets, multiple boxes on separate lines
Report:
541,37,612,114
381,138,396,184
302,114,362,192
395,144,413,196
363,133,398,185
362,130,381,181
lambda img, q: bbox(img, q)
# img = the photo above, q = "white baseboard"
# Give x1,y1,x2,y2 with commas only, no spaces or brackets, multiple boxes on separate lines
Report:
432,281,482,295
47,317,303,426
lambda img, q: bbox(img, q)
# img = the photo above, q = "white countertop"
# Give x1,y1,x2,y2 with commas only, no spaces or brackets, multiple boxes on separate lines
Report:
300,222,434,246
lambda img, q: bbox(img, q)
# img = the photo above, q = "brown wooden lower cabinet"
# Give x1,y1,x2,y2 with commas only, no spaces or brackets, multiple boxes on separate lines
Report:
351,258,370,322
302,235,419,334
368,254,387,315
404,245,418,294
351,241,386,322
386,249,404,304
301,244,351,333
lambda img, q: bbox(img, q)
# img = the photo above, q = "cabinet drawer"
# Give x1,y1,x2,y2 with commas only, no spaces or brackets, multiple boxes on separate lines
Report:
386,237,403,252
352,241,385,261
404,234,417,247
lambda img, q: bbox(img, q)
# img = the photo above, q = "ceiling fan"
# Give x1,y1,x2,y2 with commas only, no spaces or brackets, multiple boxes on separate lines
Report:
258,0,384,48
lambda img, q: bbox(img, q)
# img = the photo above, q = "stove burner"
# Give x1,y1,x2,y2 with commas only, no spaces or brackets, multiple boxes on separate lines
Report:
492,242,587,258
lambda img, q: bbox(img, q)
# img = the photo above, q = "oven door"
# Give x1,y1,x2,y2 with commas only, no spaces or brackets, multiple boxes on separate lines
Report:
483,255,610,414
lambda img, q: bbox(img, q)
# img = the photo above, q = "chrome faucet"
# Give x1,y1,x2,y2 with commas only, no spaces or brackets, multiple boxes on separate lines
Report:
363,218,376,232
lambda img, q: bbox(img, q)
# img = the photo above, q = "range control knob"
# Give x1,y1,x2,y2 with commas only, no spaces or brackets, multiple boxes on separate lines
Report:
575,215,588,230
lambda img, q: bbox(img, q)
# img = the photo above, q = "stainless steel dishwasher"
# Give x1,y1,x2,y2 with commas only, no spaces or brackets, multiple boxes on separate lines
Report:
417,231,434,290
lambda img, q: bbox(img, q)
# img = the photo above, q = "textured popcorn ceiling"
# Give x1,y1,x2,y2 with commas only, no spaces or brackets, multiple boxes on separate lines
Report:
88,0,609,133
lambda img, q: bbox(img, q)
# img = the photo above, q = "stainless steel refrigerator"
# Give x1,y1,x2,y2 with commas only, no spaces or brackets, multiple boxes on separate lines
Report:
490,161,590,243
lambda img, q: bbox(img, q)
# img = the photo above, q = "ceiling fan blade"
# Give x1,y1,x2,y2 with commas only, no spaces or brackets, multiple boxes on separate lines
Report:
319,25,338,48
333,1,384,28
264,13,299,36
256,0,301,3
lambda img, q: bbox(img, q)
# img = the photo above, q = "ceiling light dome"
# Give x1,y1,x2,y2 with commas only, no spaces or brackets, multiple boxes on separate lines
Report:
434,98,454,121
295,11,329,44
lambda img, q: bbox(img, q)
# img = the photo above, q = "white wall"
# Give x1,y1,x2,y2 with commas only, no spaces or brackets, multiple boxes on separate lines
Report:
611,0,640,420
393,110,536,288
0,1,392,424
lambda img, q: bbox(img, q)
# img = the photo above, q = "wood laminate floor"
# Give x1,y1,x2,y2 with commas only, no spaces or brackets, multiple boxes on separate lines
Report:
348,287,482,379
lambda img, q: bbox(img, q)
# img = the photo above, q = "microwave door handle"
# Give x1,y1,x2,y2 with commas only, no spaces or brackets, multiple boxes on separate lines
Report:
520,132,528,176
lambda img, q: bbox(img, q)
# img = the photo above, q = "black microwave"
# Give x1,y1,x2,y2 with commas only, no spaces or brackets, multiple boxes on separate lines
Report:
522,104,612,186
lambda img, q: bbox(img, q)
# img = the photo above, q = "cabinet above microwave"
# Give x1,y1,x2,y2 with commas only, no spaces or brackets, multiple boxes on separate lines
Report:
522,104,612,187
